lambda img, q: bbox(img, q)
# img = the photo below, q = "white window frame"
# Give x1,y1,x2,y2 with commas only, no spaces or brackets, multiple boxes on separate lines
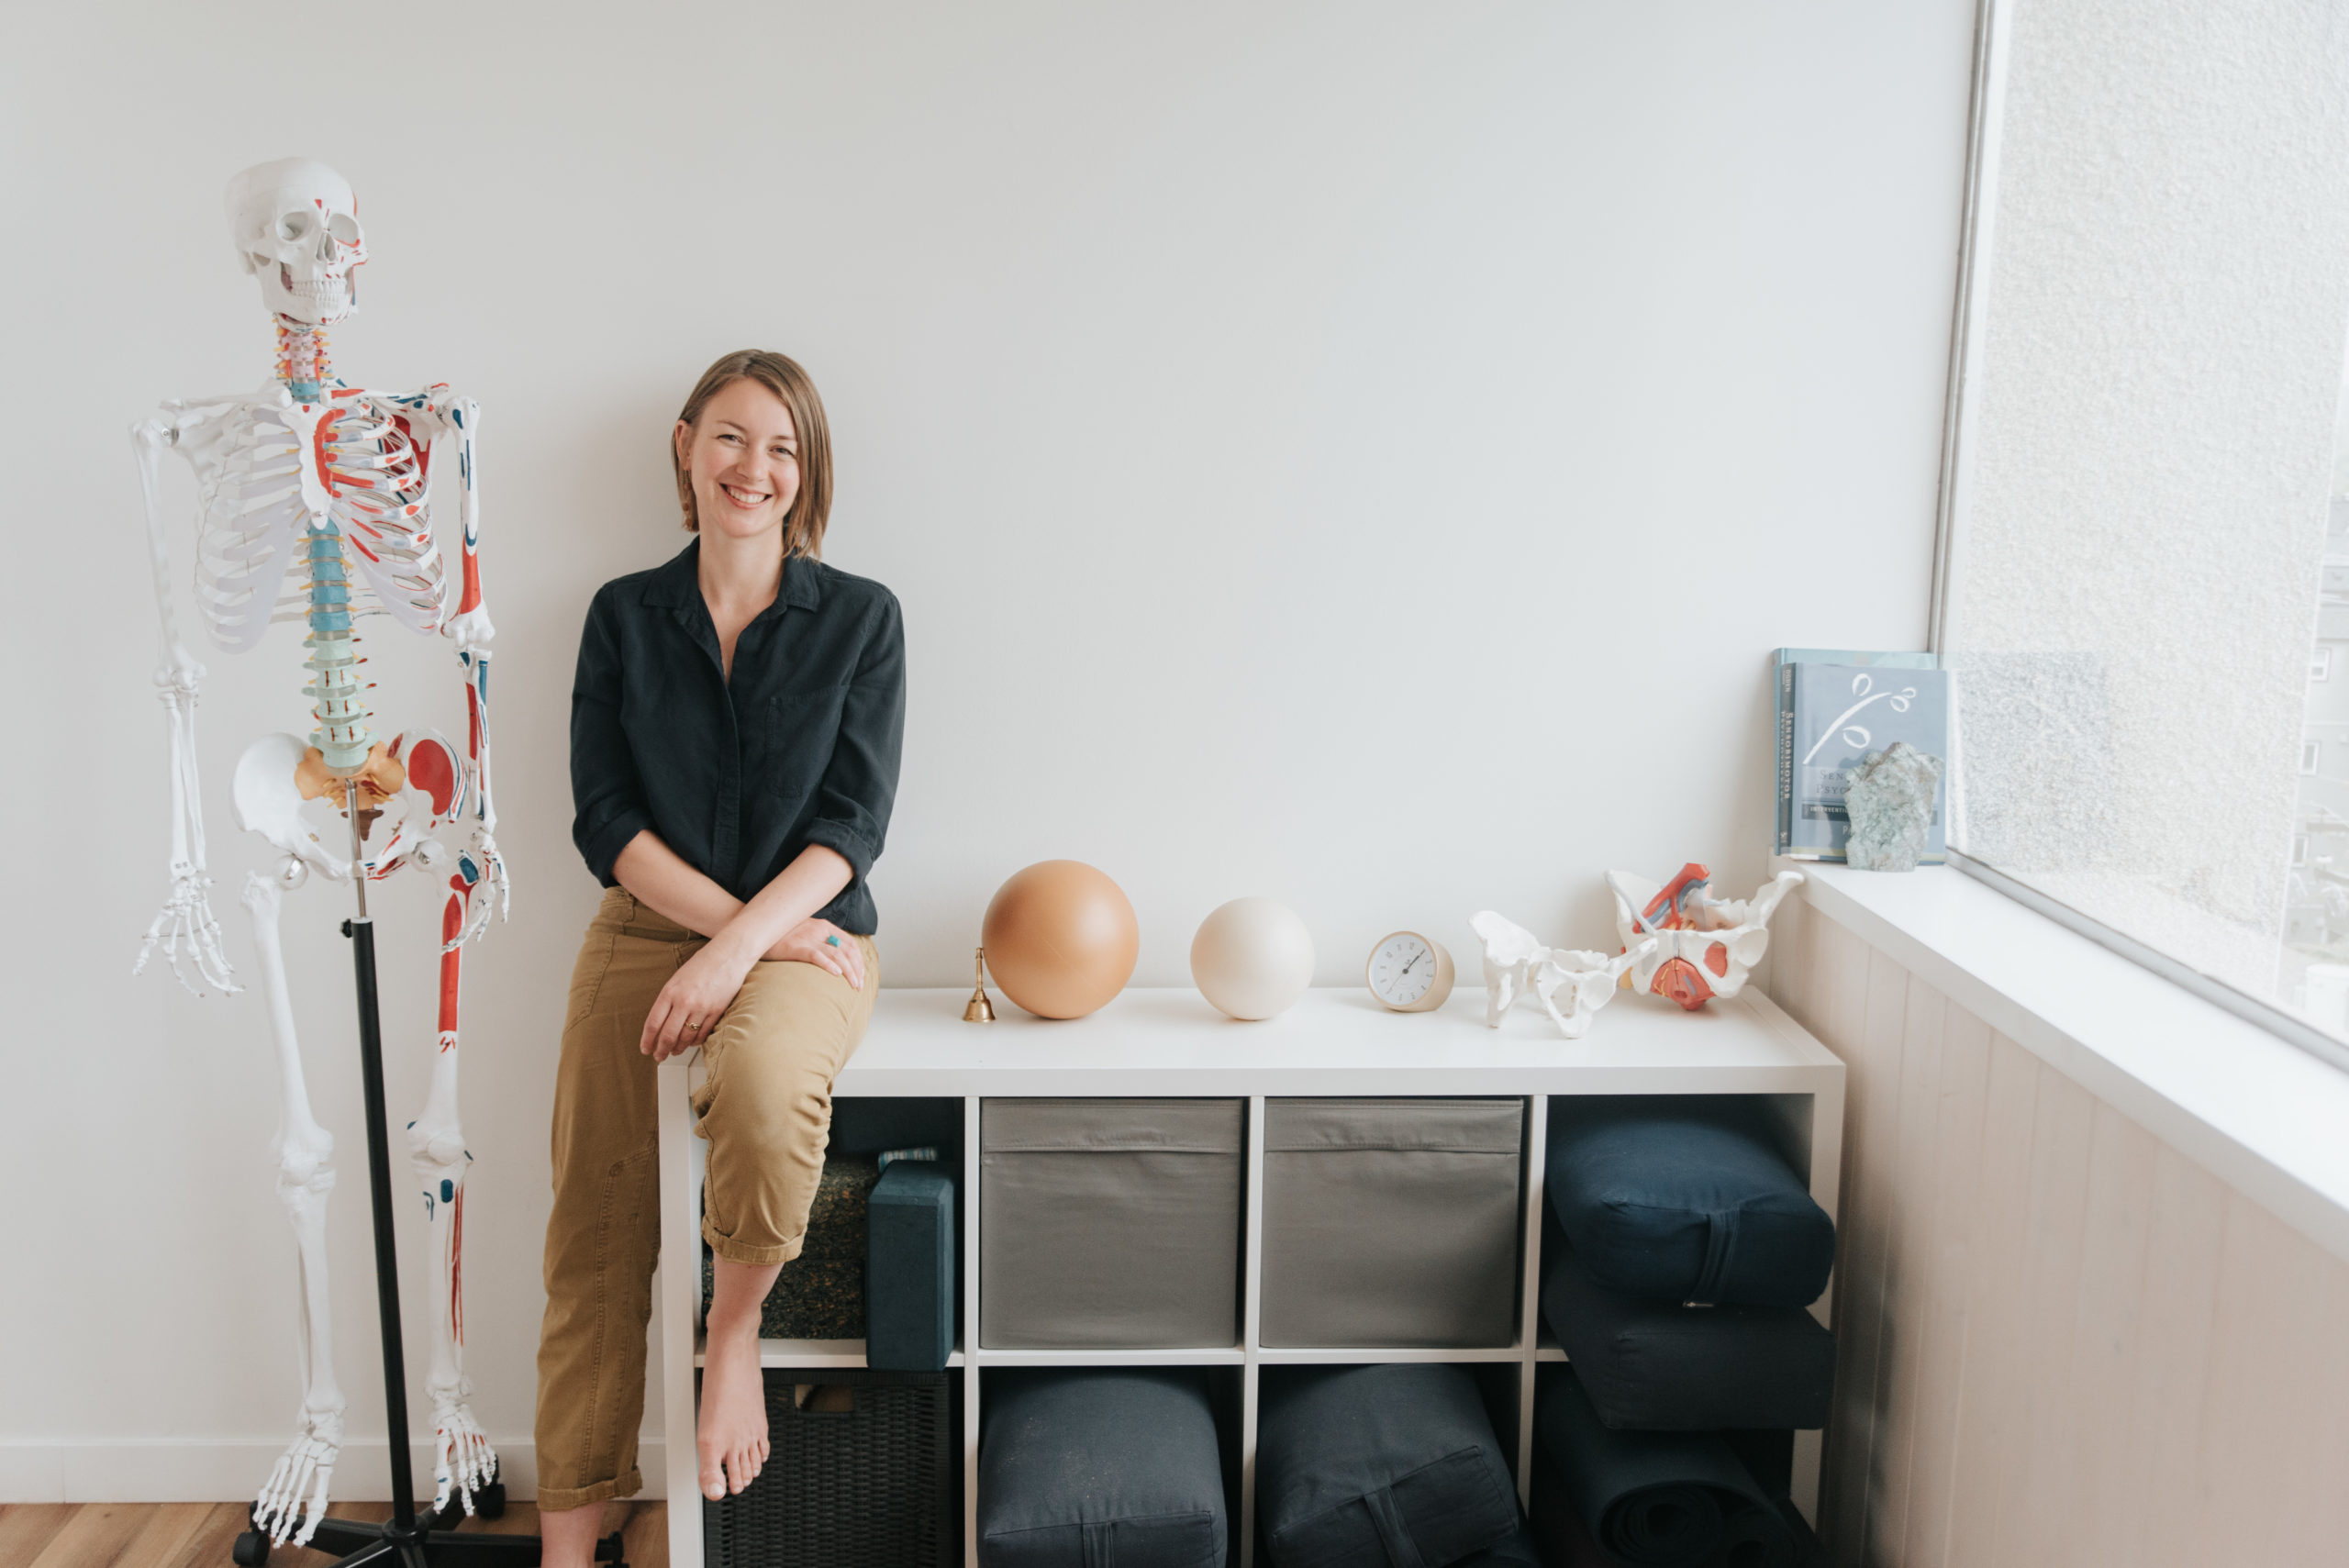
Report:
2315,647,2333,682
1928,0,2349,1076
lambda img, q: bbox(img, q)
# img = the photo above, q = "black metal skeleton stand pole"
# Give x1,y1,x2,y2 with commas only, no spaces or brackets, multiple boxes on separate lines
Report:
231,815,625,1567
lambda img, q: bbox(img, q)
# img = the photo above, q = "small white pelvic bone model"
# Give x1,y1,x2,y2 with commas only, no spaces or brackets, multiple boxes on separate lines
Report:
1467,911,1656,1040
1606,864,1804,1010
131,160,507,1545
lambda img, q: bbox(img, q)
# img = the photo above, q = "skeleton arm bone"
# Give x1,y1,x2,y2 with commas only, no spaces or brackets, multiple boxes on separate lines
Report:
378,387,502,939
399,390,505,942
130,408,239,994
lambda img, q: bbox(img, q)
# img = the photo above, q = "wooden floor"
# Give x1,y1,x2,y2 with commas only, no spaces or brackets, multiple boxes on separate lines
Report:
0,1500,668,1568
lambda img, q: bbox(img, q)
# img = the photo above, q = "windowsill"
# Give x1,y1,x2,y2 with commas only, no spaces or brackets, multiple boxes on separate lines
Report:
1777,858,2349,1266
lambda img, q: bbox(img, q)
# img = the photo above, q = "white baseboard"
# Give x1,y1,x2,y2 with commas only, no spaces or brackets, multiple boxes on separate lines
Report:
0,1440,668,1505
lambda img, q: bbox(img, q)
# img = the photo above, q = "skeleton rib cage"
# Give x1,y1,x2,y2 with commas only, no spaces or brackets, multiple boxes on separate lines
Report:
194,392,452,651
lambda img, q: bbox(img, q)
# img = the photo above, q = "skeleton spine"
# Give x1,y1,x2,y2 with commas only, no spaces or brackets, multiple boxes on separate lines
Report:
302,528,373,771
276,317,331,402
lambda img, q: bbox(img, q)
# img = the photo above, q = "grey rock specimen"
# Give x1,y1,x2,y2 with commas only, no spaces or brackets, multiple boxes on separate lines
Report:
1844,741,1943,872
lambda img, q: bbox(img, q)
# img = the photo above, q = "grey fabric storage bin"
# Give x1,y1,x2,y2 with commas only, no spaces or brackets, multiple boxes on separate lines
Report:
981,1098,1243,1349
1261,1098,1524,1348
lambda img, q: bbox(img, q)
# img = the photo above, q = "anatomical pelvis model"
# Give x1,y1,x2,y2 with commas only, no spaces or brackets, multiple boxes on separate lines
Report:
1607,864,1803,1010
131,158,507,1546
1468,911,1655,1040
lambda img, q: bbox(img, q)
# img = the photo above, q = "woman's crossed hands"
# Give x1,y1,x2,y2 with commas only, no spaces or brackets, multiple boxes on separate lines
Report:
640,917,865,1061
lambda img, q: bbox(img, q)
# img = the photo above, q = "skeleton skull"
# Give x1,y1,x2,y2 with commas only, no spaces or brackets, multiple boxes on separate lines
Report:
225,159,367,324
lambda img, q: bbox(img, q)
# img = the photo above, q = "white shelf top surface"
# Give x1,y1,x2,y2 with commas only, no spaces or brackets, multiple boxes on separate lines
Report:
810,984,1840,1095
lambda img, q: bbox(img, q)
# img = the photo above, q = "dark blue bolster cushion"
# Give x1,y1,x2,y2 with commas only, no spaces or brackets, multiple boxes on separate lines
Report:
1542,1243,1834,1430
1545,1095,1834,1307
1258,1363,1520,1568
979,1368,1228,1568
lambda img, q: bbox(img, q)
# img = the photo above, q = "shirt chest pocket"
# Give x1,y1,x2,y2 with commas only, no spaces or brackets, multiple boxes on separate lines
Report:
753,678,851,801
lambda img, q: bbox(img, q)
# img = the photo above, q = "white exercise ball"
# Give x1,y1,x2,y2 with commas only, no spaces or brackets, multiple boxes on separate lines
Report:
1191,897,1316,1020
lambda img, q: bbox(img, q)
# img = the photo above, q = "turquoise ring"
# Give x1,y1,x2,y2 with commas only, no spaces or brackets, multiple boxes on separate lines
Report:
826,935,841,947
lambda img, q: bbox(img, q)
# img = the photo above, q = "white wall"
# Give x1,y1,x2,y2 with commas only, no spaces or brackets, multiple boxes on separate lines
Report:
0,2,1975,1497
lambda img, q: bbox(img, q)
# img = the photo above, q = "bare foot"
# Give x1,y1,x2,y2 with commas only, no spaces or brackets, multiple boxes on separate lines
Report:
697,1313,770,1500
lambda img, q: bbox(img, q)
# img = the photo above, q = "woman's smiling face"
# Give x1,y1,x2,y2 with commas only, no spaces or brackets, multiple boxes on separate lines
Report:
676,376,801,542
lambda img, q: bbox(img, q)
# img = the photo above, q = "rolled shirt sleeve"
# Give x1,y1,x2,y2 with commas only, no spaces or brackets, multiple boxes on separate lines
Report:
570,585,656,884
801,590,906,883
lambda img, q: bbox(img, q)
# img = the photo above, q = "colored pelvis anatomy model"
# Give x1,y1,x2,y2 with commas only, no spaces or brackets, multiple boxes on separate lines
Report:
130,160,507,1547
1606,863,1803,1010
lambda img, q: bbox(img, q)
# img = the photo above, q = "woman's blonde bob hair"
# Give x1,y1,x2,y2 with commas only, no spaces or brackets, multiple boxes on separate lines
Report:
672,350,834,559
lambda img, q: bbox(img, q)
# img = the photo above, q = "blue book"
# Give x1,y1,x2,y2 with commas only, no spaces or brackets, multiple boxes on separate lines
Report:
1774,651,1945,862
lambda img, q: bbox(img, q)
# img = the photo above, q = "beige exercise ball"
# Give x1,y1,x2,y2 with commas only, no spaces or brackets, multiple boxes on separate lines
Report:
1191,897,1316,1020
981,860,1140,1019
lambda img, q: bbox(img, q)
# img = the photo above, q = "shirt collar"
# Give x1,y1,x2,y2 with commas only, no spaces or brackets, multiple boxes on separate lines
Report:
640,538,822,617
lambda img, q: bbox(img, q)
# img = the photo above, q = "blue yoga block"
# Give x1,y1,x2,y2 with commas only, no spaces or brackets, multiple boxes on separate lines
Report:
868,1162,956,1371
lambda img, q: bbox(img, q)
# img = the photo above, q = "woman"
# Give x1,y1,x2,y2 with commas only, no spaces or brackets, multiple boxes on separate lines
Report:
535,350,905,1564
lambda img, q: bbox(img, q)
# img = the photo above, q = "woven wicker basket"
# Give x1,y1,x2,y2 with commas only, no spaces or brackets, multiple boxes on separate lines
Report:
702,1366,955,1568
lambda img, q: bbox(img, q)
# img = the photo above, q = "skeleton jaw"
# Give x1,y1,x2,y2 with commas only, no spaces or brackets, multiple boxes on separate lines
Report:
268,265,353,325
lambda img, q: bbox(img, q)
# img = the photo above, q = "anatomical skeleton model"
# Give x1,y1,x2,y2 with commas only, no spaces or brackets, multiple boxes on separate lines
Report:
131,159,508,1547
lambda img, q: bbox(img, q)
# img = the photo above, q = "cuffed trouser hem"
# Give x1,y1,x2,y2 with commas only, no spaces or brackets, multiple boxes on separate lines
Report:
538,892,875,1515
537,1467,641,1514
705,1222,805,1267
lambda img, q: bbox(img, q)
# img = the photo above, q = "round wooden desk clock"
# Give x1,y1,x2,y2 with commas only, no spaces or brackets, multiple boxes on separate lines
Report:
1365,930,1455,1012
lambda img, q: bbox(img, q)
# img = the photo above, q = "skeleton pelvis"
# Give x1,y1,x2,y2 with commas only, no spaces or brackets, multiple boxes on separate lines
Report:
295,740,406,809
237,728,466,882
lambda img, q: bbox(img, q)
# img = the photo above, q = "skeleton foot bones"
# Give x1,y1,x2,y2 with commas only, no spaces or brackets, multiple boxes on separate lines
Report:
135,159,512,1538
432,1382,496,1514
255,1407,343,1547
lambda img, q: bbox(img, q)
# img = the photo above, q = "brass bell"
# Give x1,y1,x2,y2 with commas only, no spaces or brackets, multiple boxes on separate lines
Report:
963,946,996,1023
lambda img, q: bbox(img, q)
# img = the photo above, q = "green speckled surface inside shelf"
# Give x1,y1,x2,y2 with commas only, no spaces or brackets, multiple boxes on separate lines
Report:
701,1154,879,1340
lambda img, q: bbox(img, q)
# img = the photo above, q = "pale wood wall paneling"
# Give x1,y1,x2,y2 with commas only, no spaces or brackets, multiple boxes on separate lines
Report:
1769,893,2349,1568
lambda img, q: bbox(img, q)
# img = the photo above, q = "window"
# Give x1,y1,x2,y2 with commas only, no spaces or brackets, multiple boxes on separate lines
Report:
1936,0,2349,1053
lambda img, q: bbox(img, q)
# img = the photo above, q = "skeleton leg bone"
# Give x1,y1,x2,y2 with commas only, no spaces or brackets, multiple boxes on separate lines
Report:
412,871,495,1510
242,870,344,1547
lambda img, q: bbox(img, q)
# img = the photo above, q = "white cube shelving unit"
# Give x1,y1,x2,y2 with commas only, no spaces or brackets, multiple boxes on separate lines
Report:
656,984,1844,1568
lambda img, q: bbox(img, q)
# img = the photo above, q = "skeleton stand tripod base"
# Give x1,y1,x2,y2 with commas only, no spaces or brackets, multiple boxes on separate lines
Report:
231,866,616,1568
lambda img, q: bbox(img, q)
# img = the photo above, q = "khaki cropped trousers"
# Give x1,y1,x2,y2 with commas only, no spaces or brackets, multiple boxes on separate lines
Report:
534,888,878,1511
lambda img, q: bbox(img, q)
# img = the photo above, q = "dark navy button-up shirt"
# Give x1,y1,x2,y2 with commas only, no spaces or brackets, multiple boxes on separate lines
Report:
569,539,906,934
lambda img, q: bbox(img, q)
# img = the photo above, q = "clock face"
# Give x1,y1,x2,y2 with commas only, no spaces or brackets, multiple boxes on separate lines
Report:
1369,932,1439,1006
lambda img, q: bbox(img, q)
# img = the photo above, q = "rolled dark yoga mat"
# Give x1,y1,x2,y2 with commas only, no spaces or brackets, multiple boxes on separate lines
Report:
1453,1523,1543,1567
1536,1371,1798,1568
